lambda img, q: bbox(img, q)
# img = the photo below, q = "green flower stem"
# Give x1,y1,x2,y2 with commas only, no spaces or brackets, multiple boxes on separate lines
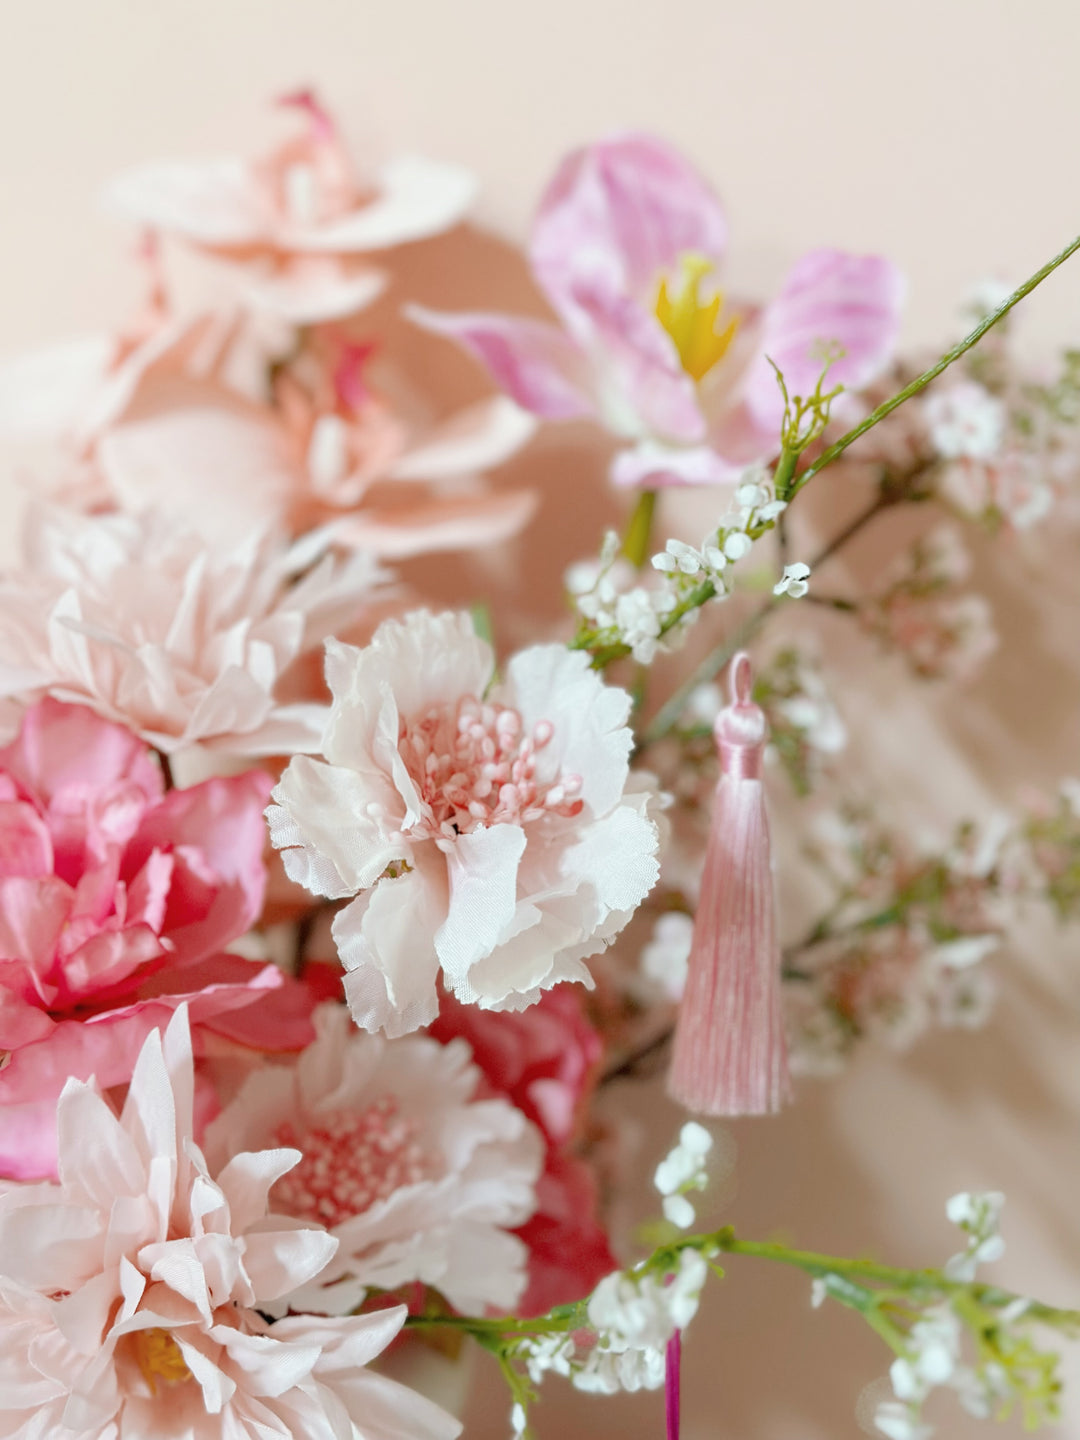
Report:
579,230,1080,699
623,489,659,569
399,1227,1080,1347
640,491,891,744
790,229,1080,500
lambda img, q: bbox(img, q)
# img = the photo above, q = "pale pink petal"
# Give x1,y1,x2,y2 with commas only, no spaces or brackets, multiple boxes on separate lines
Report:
288,154,477,252
334,489,538,561
215,1149,302,1234
335,863,447,1037
407,305,597,421
610,439,744,489
105,157,271,246
742,248,906,435
242,258,387,323
530,132,728,306
437,825,527,983
0,336,114,435
559,275,706,442
389,397,537,481
98,388,296,543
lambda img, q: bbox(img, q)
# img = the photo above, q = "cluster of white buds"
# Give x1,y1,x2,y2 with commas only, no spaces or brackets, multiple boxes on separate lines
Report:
653,1121,713,1228
872,1192,1036,1440
569,530,682,663
516,1248,709,1398
575,1248,709,1394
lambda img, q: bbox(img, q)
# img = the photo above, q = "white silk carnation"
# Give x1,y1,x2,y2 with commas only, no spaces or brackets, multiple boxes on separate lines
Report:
205,1003,544,1316
268,610,662,1035
0,1007,459,1440
0,506,383,755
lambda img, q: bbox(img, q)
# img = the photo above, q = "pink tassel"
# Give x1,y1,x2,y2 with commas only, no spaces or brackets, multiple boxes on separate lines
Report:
667,652,790,1117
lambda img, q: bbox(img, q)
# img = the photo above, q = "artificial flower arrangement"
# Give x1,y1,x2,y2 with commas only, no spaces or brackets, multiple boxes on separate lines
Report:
2,90,1080,1440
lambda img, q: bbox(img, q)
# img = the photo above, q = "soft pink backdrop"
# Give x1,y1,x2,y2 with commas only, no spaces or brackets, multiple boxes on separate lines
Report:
1,4,1079,1437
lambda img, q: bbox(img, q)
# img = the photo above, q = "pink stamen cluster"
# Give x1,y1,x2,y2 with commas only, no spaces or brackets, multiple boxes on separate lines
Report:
272,1097,434,1228
401,696,584,839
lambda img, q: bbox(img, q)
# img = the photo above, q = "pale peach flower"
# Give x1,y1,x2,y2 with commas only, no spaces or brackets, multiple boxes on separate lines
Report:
206,1002,543,1316
0,506,383,754
106,91,477,324
0,1007,460,1440
268,610,662,1037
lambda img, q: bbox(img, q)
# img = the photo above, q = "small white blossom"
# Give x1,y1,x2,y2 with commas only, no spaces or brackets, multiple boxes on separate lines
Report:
722,531,752,561
926,381,1005,461
581,1248,708,1393
874,1399,934,1440
773,562,811,598
640,911,693,1000
521,1334,575,1385
945,1191,1006,1280
510,1402,527,1438
615,587,666,662
662,1193,697,1229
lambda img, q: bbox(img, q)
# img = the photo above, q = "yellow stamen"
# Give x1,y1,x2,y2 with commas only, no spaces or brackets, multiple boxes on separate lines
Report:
134,1328,192,1395
655,255,740,382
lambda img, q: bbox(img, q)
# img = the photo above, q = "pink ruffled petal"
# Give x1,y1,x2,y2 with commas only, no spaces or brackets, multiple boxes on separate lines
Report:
531,133,728,307
123,770,273,965
407,306,597,421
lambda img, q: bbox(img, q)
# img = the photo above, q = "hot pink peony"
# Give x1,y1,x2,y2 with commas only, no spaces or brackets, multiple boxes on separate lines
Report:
412,133,904,487
0,1006,460,1440
105,90,477,324
0,698,314,1180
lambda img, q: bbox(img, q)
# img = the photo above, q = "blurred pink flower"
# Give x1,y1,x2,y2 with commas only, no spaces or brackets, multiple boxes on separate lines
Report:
206,1002,542,1316
106,90,477,323
0,698,313,1178
430,986,617,1314
412,133,904,487
99,332,538,559
267,611,661,1037
0,505,383,755
0,1007,460,1440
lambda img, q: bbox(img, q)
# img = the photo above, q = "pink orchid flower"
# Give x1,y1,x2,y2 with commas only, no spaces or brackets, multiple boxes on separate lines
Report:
105,90,477,323
412,133,905,487
0,699,314,1178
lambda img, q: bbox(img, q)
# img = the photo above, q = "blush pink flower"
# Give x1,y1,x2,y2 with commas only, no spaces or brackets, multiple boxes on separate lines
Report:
267,610,662,1036
205,1002,543,1316
0,697,314,1179
430,987,617,1315
411,133,904,487
0,1007,460,1440
106,90,477,324
97,332,537,560
0,506,383,755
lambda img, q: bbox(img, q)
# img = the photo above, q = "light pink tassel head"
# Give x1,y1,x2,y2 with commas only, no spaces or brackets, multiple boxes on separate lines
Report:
668,652,790,1117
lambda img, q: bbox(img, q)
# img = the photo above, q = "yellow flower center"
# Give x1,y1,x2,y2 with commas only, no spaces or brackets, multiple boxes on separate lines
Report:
134,1328,192,1394
655,255,739,382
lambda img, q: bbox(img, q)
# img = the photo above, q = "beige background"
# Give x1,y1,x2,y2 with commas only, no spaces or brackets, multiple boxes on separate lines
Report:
2,3,1080,1437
